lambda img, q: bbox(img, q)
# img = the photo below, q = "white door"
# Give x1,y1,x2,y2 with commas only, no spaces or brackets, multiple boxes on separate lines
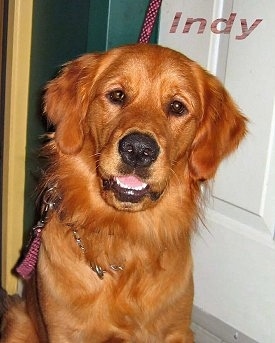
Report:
159,1,275,342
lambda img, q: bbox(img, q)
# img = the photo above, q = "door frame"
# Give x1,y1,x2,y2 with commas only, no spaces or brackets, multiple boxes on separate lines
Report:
1,0,33,292
0,0,6,288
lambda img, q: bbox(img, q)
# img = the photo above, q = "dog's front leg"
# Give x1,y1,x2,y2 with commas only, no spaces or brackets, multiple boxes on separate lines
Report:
0,288,39,343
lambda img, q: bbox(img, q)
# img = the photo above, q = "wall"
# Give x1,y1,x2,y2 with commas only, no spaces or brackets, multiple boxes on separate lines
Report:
159,1,275,342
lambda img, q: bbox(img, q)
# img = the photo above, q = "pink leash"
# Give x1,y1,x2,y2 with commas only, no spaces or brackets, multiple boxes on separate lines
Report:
16,186,60,279
139,0,163,43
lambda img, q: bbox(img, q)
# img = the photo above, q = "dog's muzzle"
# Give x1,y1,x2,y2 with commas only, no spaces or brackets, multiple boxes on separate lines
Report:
102,132,161,204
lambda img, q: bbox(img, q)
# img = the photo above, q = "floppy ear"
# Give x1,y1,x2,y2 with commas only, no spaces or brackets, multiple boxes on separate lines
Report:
189,71,247,181
44,54,100,154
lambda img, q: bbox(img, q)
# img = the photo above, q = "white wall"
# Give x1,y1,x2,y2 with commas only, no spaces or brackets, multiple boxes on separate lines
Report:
159,1,275,342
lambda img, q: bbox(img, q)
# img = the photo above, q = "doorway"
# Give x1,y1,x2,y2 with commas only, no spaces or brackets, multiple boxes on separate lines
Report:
1,0,159,292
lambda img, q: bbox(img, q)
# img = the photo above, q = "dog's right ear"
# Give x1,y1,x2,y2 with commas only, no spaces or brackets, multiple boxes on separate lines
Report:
188,68,247,181
44,54,101,154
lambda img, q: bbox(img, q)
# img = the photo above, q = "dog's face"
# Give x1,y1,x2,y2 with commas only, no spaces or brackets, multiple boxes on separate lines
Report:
89,48,203,211
45,44,246,212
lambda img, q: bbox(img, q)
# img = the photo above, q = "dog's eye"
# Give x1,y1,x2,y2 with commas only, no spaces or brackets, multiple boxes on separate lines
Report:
108,90,126,104
169,100,187,116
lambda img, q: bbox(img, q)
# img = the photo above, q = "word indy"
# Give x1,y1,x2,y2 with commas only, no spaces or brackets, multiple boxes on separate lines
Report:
169,12,263,40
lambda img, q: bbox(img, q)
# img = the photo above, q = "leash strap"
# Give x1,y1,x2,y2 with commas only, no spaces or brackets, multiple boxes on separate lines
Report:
16,186,60,279
138,0,163,43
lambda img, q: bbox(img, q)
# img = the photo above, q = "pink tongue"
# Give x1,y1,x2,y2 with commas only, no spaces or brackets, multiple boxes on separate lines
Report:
117,175,146,188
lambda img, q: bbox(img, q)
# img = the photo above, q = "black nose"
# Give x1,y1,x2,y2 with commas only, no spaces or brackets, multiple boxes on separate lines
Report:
118,132,160,168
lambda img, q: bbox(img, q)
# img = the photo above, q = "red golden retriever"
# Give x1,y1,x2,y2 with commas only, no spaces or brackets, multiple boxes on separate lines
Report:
0,44,247,342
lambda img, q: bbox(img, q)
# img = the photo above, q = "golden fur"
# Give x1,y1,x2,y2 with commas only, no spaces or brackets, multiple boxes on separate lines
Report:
0,44,247,342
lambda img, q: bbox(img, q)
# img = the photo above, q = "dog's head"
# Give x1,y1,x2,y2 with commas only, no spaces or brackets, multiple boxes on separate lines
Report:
44,44,246,212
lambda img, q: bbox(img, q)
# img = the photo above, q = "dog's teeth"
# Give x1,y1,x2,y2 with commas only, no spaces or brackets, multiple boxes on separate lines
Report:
115,176,147,190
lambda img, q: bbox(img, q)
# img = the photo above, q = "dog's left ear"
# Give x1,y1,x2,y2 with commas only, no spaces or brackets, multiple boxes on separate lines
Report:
189,70,247,181
44,54,101,154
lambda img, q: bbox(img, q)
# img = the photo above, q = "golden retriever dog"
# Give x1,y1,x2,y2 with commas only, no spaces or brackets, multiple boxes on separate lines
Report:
0,44,247,342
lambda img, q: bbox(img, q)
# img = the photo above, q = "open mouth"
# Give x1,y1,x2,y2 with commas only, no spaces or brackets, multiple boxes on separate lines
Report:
102,175,161,203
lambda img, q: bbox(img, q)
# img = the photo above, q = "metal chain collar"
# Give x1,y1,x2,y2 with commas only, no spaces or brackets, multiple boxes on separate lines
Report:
71,228,124,280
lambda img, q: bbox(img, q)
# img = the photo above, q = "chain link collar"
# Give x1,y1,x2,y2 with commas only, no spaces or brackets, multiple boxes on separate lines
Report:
71,228,124,280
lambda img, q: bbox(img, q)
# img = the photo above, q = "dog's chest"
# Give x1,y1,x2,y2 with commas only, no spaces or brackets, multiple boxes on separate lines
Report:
40,222,191,341
55,262,189,342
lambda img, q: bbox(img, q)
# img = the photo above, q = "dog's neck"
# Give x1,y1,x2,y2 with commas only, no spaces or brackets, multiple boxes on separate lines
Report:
33,178,196,281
